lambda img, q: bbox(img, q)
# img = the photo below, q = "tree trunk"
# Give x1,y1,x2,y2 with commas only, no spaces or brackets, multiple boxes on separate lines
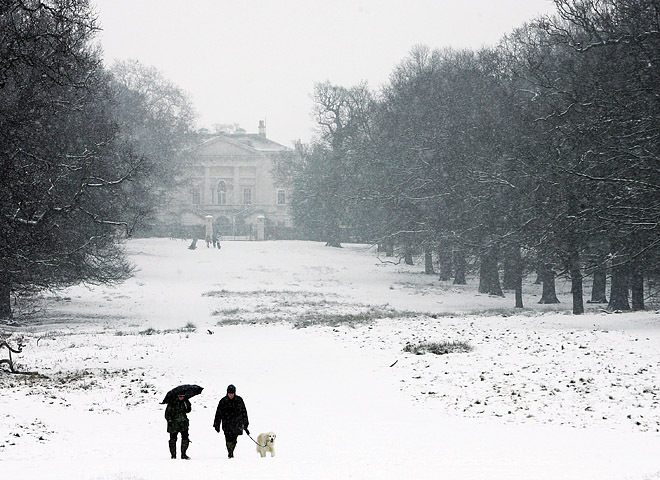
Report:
502,245,519,290
438,249,452,281
385,240,394,257
568,250,584,315
453,250,467,285
424,249,435,275
324,219,342,248
564,194,582,313
631,262,644,311
510,244,523,308
0,273,11,319
538,264,560,304
608,262,630,311
589,264,608,303
404,244,413,265
513,245,524,308
515,276,523,308
478,245,503,296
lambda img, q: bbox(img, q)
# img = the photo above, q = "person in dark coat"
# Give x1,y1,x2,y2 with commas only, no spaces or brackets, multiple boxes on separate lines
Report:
165,394,192,459
213,384,249,458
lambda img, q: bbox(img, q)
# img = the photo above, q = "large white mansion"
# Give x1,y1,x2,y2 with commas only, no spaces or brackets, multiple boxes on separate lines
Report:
159,121,297,240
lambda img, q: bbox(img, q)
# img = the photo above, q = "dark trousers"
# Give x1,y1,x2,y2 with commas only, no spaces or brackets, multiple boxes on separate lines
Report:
170,431,190,443
169,430,189,457
223,431,239,457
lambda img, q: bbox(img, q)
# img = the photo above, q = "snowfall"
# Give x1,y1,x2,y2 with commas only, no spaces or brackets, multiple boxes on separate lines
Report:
2,238,660,480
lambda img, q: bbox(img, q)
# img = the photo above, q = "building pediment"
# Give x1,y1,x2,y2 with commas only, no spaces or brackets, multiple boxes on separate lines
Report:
194,133,291,157
195,135,259,157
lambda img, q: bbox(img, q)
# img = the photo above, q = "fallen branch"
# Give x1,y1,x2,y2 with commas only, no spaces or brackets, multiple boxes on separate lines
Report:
376,255,403,265
0,340,39,375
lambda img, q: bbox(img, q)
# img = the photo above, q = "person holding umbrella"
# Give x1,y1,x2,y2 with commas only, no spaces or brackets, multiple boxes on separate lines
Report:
163,384,203,460
213,384,249,458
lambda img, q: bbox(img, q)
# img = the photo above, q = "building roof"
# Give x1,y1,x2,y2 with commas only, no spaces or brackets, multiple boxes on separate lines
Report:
196,133,291,154
227,133,291,152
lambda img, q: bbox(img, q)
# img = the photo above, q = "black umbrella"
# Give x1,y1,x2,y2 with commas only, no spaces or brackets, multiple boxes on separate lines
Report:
161,384,203,404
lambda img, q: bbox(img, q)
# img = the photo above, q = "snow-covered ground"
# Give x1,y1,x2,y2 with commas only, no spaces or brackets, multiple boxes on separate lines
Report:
2,238,660,479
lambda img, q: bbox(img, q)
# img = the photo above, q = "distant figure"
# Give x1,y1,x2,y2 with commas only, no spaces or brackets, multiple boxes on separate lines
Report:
188,238,198,250
213,384,249,458
165,394,192,459
205,216,214,247
216,233,222,249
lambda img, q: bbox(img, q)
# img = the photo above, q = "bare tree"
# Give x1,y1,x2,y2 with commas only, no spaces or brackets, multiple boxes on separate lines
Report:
290,82,374,247
0,1,150,318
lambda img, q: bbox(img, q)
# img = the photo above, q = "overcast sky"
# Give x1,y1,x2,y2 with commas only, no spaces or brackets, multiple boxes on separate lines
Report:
91,0,557,147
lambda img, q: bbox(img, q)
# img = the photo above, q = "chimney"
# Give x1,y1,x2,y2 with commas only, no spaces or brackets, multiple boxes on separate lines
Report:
258,120,266,138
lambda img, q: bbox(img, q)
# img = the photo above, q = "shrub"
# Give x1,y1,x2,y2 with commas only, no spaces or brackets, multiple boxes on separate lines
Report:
139,328,158,336
404,340,473,355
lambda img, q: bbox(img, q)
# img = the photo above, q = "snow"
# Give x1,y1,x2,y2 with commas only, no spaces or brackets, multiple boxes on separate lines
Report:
2,238,660,479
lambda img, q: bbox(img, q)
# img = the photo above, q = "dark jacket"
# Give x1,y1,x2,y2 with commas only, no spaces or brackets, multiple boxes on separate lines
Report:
165,398,191,433
213,395,249,436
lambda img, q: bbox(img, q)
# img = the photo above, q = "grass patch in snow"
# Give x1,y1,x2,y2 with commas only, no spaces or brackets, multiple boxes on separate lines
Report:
291,308,410,328
404,340,473,355
209,288,425,327
203,289,334,299
125,325,199,336
213,301,423,327
214,307,242,315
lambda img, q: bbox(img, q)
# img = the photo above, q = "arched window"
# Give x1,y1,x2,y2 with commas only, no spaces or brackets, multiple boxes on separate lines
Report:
217,180,227,205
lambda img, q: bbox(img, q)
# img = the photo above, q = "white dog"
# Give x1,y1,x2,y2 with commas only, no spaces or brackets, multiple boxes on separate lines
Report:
256,431,276,457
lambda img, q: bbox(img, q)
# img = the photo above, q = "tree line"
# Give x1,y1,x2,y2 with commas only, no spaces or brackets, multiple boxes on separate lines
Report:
286,0,660,314
0,0,196,319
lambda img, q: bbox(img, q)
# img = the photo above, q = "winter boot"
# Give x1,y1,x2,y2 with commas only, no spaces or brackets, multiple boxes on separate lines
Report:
226,441,236,458
181,438,190,460
169,440,177,459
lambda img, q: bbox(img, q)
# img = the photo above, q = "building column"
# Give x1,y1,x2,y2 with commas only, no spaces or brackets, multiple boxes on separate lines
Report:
203,166,212,205
233,165,241,205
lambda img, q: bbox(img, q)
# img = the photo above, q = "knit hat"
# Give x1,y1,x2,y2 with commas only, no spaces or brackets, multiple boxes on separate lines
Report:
227,384,236,394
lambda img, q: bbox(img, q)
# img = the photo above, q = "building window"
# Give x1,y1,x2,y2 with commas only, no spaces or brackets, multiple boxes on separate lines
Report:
191,188,201,206
217,180,227,205
277,189,286,205
243,188,252,205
